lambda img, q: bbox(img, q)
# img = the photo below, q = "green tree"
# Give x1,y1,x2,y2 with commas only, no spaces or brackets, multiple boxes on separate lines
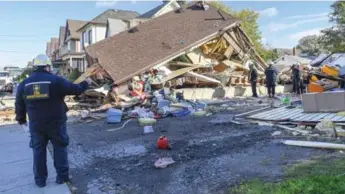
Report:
209,1,274,60
68,68,80,82
297,35,323,56
18,68,33,83
320,1,345,52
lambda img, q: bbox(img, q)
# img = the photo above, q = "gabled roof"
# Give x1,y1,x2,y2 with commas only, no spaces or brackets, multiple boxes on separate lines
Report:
65,19,87,41
77,9,139,32
58,26,66,46
138,0,180,18
86,3,238,84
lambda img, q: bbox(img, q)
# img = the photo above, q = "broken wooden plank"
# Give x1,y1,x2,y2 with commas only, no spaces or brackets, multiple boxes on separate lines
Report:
186,72,221,84
223,45,234,59
222,32,244,59
234,106,271,118
160,66,201,83
215,59,249,73
74,66,99,84
282,140,345,150
169,61,196,67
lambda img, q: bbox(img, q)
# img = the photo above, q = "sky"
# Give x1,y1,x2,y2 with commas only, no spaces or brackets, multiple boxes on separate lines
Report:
0,1,334,68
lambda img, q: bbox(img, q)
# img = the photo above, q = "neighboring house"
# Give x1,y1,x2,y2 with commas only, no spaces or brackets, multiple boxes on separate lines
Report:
60,19,87,73
105,0,182,38
138,0,181,19
46,42,51,57
48,38,59,60
77,9,139,72
51,26,68,75
274,55,312,71
57,26,66,60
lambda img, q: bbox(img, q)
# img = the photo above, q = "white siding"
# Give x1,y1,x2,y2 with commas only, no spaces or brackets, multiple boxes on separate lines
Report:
154,1,180,17
95,26,106,42
107,19,128,37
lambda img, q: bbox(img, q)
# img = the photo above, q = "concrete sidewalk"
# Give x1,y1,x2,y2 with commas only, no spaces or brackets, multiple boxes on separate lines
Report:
0,124,70,194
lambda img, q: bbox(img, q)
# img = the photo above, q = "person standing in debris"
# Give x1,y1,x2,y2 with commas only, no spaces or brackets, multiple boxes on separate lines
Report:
15,54,91,188
292,63,302,95
248,62,258,98
265,62,278,98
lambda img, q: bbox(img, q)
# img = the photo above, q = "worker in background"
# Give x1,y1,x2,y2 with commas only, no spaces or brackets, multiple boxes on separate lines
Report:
291,64,296,93
265,62,278,98
248,62,258,98
292,63,302,95
15,54,91,188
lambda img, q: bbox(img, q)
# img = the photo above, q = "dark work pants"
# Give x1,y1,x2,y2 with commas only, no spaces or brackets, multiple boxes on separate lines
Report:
294,80,302,94
29,121,69,185
251,81,258,97
267,85,276,97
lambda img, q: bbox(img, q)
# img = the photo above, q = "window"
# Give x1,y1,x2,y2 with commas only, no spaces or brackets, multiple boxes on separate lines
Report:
88,30,92,45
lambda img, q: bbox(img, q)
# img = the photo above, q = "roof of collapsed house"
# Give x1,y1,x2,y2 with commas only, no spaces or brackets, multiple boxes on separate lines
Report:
86,3,239,84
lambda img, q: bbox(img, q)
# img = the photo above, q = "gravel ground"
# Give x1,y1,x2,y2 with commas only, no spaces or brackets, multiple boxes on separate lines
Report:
65,106,332,194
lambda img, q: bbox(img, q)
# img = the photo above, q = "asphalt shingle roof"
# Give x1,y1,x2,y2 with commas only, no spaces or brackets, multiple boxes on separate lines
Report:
86,3,238,84
66,20,87,40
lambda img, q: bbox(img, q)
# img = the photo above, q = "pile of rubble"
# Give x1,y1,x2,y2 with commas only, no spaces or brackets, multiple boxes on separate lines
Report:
69,3,271,116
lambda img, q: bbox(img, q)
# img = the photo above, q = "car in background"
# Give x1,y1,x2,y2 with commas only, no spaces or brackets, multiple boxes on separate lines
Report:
0,71,14,93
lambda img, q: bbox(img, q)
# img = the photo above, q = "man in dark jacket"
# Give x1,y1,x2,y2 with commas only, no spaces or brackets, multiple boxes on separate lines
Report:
248,62,258,97
291,63,302,94
15,54,91,188
265,62,278,98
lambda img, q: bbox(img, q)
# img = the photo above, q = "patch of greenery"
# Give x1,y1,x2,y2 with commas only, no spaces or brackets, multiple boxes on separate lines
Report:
231,156,345,194
68,68,80,82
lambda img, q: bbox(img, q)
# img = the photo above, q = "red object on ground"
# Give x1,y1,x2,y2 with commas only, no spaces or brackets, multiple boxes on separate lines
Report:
157,136,169,149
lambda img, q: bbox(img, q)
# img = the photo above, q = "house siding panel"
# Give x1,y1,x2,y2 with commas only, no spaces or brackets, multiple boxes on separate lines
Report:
107,19,129,37
96,26,106,42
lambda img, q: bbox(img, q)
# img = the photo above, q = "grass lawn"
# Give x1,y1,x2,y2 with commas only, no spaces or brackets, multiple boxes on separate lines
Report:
231,155,345,194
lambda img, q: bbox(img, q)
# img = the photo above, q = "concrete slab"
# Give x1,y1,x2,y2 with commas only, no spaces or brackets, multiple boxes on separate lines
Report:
176,84,293,100
0,124,70,194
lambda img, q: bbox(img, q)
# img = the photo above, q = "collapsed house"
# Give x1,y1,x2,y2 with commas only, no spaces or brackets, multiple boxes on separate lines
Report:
77,3,270,105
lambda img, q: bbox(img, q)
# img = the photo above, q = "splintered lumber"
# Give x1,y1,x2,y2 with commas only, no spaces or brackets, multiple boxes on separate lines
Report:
214,60,249,73
223,45,234,59
169,61,196,67
160,66,201,83
236,26,268,68
222,32,244,59
282,140,345,150
74,66,99,84
186,72,221,84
